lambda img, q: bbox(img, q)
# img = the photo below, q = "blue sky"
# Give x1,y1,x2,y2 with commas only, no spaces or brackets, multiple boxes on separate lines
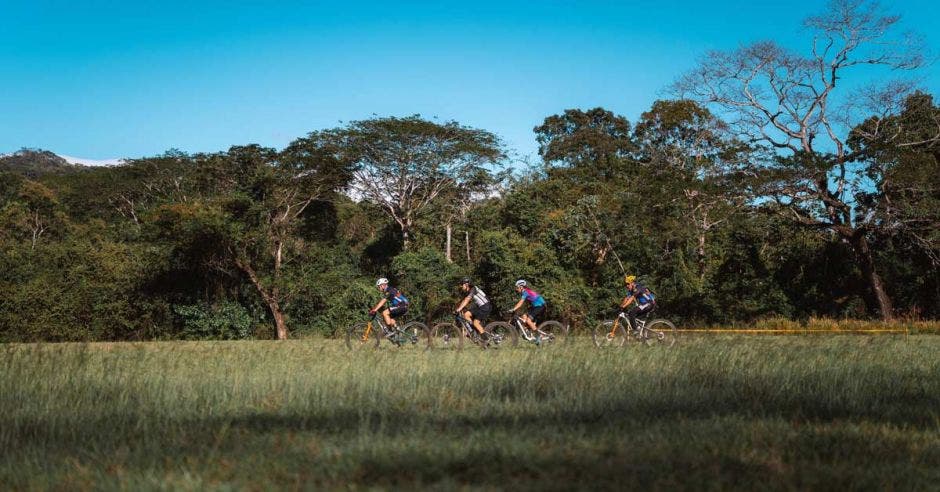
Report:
1,1,938,161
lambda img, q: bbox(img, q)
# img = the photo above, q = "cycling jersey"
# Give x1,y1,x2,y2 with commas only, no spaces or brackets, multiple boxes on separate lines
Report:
628,283,655,307
467,286,490,307
519,287,546,307
384,287,409,307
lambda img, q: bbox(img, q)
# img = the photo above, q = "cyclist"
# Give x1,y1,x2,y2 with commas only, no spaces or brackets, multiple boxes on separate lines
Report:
510,279,545,333
369,278,409,334
454,277,492,338
620,275,656,332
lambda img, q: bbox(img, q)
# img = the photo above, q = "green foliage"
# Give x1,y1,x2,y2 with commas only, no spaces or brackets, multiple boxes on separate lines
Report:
1,96,938,341
174,301,254,340
391,247,459,318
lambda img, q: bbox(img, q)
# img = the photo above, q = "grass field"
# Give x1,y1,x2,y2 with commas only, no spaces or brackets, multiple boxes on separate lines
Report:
2,335,938,490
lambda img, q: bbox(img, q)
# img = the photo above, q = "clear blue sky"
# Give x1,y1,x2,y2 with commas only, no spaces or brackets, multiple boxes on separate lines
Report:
1,1,938,160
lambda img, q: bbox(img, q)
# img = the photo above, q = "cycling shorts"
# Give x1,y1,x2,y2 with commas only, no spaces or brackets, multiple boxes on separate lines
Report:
469,303,492,322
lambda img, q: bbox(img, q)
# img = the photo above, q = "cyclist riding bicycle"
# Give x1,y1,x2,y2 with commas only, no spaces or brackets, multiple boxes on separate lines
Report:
510,279,546,333
620,275,656,332
454,277,493,338
369,278,409,333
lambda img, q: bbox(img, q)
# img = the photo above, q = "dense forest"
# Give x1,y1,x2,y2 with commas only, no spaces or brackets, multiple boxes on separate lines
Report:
1,4,938,342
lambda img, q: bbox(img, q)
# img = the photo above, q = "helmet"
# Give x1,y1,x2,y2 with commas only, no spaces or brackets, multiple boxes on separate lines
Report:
515,279,527,288
459,277,471,285
624,275,636,284
375,277,389,287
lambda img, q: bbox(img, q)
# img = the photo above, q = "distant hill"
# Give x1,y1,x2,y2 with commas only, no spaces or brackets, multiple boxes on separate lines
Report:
0,149,90,178
0,149,125,177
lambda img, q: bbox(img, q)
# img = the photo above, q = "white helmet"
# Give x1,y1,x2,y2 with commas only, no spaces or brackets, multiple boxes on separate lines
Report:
515,279,527,288
375,277,389,287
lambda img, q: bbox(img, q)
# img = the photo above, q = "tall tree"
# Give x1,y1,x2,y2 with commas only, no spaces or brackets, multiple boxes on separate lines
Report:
300,115,505,250
851,92,940,265
674,0,932,320
534,107,635,179
150,144,352,339
634,99,747,280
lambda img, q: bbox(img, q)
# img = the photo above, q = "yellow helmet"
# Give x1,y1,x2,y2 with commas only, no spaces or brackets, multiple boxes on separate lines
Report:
624,275,636,284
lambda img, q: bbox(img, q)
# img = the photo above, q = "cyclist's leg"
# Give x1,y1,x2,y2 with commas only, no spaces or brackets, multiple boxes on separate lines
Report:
627,305,641,331
382,308,394,328
629,303,653,329
526,306,543,331
387,305,407,327
469,305,489,334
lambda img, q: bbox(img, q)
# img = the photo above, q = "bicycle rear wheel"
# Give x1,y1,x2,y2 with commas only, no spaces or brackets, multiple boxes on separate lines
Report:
643,319,677,347
536,321,568,346
430,322,463,350
485,321,518,348
398,321,431,350
593,320,627,348
346,321,380,350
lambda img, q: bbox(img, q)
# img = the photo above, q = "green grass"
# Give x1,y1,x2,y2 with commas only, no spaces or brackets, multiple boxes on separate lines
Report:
2,336,938,490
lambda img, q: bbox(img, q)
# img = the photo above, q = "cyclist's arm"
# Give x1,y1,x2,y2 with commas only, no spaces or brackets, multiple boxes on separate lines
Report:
620,295,635,310
511,298,525,312
371,298,387,313
456,295,471,313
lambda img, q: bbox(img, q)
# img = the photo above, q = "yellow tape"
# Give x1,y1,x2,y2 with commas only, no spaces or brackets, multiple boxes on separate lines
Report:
678,329,908,333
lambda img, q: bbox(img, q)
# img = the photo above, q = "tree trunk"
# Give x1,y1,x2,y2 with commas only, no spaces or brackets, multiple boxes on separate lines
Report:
445,223,452,263
465,231,471,262
848,232,894,322
235,257,290,340
697,232,707,281
402,219,412,251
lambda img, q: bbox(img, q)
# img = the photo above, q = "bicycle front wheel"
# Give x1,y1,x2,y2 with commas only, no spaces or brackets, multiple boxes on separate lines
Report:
537,321,568,346
593,320,627,348
644,319,677,347
346,321,380,350
430,322,463,350
485,321,518,348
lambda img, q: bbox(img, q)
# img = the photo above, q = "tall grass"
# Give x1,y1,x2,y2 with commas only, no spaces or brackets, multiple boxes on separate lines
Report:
1,337,938,490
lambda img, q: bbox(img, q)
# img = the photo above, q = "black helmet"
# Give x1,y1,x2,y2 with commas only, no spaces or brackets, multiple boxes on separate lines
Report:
459,277,471,285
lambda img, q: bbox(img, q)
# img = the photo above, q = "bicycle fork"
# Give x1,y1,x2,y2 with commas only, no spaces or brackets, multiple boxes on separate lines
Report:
360,322,373,342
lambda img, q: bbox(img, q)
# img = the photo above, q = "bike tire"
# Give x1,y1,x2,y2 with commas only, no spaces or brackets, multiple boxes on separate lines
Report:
483,321,519,348
485,321,518,348
593,320,627,348
430,322,463,350
346,321,380,350
644,319,678,347
537,320,568,346
400,321,431,350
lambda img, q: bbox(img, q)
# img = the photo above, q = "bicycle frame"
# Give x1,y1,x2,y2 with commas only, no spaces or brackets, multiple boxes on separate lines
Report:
364,313,418,346
510,314,548,343
609,311,647,338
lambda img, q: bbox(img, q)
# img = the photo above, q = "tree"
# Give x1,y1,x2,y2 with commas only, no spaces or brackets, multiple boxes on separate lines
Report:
301,115,505,250
674,0,932,320
534,107,635,179
634,99,748,281
150,144,352,340
851,92,940,265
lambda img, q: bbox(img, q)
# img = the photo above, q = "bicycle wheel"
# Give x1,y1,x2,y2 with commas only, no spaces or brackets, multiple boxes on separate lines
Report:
537,321,568,346
398,321,431,350
346,321,380,350
430,322,463,350
643,319,677,347
485,321,518,348
593,320,627,348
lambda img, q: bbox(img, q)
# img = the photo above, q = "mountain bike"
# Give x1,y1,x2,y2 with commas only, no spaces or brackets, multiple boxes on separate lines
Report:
485,310,568,348
346,312,429,350
593,309,676,348
430,311,517,350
